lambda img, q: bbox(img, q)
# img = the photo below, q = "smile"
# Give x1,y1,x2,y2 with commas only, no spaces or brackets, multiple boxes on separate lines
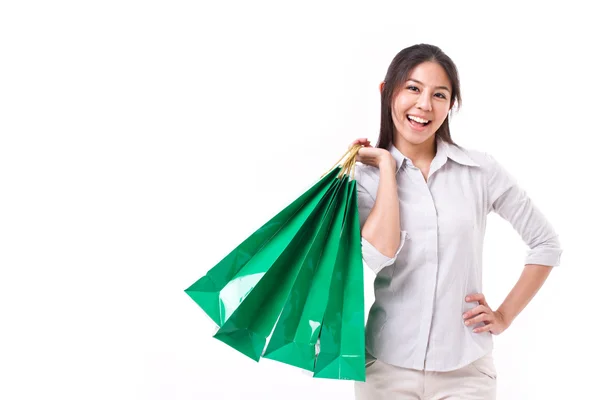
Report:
407,114,431,127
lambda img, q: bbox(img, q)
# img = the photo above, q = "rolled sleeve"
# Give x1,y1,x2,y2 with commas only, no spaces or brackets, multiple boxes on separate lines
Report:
356,171,408,273
362,232,408,274
486,154,563,267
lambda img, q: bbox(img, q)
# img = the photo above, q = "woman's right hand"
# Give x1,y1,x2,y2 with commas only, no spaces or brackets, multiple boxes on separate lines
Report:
349,138,396,169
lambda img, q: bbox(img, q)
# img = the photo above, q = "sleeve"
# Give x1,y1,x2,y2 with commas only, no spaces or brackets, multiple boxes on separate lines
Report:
357,176,408,274
485,153,563,267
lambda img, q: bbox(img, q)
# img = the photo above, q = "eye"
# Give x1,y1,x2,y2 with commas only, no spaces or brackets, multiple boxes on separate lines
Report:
435,93,447,99
407,85,419,92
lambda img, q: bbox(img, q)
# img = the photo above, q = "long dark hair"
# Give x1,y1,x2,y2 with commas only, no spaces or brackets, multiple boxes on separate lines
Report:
377,44,462,150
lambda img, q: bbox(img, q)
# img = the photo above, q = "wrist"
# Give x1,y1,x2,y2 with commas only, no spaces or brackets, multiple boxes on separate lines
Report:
496,307,515,327
377,152,396,170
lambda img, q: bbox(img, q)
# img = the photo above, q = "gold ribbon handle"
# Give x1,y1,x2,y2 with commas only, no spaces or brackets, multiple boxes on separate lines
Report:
321,144,362,180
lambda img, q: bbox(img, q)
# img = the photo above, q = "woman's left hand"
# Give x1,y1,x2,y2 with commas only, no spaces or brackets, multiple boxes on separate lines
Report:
463,293,510,335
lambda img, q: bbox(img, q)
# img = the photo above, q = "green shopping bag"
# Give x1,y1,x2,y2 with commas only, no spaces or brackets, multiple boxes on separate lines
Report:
212,176,347,361
261,175,350,370
185,145,366,380
313,179,365,381
184,166,340,327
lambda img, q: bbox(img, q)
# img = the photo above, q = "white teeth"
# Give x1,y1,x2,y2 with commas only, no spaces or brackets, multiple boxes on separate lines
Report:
408,115,429,124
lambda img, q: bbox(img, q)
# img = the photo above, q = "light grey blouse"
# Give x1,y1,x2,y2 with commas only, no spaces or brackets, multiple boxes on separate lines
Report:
356,137,562,372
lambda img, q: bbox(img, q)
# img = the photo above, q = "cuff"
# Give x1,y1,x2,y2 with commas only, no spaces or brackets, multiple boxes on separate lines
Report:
361,231,408,274
524,247,563,267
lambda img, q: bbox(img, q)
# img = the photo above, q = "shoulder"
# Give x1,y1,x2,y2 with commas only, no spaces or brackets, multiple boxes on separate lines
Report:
452,144,502,173
455,144,517,191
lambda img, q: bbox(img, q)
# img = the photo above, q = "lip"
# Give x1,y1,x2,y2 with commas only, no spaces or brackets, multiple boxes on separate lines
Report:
406,115,430,132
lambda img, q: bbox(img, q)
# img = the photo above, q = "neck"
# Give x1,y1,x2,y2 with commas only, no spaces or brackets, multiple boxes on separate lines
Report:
394,134,437,165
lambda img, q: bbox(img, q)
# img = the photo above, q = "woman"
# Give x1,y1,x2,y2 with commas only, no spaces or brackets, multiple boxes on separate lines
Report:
352,44,562,399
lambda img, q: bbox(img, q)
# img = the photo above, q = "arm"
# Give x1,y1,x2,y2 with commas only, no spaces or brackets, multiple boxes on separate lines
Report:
352,139,408,274
464,154,562,334
361,155,401,257
465,264,553,334
496,263,552,326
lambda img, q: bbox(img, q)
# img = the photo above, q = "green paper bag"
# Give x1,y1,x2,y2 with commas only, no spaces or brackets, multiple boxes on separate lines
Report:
185,145,366,381
212,176,347,361
185,166,341,327
261,176,350,370
313,179,366,381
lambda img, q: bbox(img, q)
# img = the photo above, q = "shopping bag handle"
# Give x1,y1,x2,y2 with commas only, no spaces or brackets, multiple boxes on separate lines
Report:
321,144,362,180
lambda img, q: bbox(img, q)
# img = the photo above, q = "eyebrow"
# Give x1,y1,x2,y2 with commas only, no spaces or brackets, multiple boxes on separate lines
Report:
407,79,451,92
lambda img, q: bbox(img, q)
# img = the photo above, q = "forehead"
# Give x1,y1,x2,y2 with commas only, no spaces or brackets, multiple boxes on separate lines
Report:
407,61,451,87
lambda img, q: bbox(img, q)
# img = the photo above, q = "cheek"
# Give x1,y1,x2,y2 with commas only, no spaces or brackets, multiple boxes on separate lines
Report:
434,106,450,121
393,100,410,119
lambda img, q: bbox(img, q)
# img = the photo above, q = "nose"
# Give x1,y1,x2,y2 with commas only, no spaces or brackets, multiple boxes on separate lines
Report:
416,92,432,111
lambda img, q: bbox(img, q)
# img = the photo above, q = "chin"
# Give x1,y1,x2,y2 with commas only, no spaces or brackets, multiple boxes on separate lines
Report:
399,130,436,145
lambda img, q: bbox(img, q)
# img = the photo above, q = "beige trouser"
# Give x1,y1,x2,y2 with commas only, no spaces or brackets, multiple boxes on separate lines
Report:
354,352,497,400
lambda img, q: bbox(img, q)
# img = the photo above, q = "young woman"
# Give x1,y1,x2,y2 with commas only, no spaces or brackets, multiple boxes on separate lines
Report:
352,44,562,399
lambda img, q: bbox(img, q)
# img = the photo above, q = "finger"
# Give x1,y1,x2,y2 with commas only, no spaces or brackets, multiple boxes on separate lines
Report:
473,324,493,334
465,293,486,304
462,305,488,320
350,142,371,152
349,140,365,149
465,311,493,326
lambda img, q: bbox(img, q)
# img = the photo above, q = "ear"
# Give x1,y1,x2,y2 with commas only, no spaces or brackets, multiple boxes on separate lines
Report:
379,81,385,94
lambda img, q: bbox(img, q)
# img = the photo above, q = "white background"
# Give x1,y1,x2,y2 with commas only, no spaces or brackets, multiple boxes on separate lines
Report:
1,1,598,399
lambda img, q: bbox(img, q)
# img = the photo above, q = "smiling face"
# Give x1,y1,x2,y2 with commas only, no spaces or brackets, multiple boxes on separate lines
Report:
389,61,453,148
